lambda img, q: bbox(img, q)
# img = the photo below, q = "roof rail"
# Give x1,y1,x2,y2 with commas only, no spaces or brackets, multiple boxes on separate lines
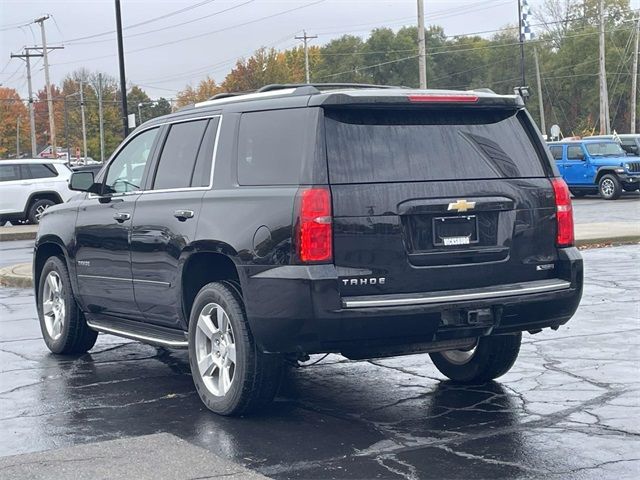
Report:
474,87,496,94
208,92,243,100
257,83,406,93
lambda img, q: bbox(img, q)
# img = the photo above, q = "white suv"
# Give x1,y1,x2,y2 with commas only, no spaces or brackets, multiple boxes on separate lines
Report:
0,160,75,225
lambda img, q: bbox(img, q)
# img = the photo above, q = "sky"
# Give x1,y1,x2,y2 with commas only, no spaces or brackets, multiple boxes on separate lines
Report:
1,0,639,100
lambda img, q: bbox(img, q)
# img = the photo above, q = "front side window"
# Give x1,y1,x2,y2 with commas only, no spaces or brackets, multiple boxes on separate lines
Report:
585,142,625,157
0,164,20,182
567,146,584,160
105,128,159,193
24,163,58,179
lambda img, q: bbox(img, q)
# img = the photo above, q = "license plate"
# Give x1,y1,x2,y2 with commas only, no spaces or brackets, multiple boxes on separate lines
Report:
433,215,479,247
443,236,471,246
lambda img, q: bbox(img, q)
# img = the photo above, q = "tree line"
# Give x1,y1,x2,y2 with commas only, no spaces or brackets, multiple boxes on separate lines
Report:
0,0,636,159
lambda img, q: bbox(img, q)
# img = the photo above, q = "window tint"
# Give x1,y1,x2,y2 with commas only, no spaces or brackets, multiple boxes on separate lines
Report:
0,164,20,182
191,117,219,187
549,146,563,160
238,109,311,185
24,163,58,179
105,127,159,193
567,146,584,160
325,109,546,184
153,119,209,190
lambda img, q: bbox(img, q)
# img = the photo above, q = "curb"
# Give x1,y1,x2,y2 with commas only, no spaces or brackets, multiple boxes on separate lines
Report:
1,235,639,289
0,228,38,242
0,264,33,289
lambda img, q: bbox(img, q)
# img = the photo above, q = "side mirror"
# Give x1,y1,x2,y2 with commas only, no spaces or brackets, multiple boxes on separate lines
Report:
69,171,100,193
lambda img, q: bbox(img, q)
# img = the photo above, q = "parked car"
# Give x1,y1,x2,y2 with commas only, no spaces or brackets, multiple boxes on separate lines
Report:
38,146,67,159
0,159,75,225
33,84,583,416
548,139,640,199
584,133,640,156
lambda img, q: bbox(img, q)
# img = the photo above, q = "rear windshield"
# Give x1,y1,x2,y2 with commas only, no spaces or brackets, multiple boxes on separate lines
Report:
324,108,546,184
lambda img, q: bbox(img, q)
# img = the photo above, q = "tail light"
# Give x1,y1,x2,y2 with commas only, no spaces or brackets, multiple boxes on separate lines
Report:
551,178,574,247
297,187,333,263
408,94,479,103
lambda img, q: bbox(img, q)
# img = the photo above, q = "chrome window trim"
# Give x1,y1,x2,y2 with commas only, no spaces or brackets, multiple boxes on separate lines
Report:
88,114,222,199
342,280,571,308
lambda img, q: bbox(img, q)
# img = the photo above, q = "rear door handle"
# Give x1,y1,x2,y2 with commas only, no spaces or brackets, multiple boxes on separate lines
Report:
174,209,194,221
113,212,131,223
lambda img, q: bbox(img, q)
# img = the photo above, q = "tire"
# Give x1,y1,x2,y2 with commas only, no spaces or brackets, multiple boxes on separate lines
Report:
28,198,56,224
429,333,521,383
598,174,622,200
37,256,98,354
188,281,283,416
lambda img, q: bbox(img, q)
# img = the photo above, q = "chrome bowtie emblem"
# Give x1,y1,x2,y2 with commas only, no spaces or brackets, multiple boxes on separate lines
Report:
447,199,476,212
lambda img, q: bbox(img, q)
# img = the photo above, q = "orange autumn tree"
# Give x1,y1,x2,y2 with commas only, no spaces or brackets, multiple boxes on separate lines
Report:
0,87,28,158
175,77,225,108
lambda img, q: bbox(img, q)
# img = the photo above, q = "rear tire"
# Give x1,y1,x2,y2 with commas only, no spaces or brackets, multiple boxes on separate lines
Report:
598,174,622,200
430,333,521,383
188,281,283,416
37,256,98,354
28,198,56,224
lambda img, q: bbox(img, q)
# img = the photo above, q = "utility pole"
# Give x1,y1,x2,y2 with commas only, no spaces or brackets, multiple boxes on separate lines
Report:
79,78,88,160
97,73,105,162
417,0,427,89
631,16,639,134
517,0,526,88
10,48,43,157
115,0,129,138
295,30,317,84
533,47,546,136
16,116,21,158
34,15,59,156
598,0,611,134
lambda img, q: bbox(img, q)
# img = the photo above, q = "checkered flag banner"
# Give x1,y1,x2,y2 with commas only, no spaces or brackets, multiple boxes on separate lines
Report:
520,0,535,41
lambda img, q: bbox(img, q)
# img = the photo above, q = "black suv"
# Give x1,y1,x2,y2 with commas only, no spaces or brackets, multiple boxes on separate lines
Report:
34,84,583,415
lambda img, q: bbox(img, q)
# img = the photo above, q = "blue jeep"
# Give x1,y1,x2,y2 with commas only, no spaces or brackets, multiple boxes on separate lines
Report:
548,139,640,199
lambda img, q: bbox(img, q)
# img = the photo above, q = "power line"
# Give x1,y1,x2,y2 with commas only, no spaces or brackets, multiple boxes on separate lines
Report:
52,1,327,67
67,1,256,46
62,0,219,44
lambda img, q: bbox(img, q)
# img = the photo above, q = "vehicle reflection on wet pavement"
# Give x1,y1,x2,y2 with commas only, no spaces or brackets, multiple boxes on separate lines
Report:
1,245,638,479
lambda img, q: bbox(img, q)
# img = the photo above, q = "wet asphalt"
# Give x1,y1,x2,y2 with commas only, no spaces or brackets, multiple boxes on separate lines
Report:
0,244,639,479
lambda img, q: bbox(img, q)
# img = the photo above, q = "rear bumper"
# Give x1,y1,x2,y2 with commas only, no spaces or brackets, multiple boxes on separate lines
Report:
242,247,583,356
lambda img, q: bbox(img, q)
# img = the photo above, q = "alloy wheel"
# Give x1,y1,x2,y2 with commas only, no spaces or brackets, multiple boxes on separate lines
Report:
601,178,615,197
35,204,49,221
194,303,236,397
42,271,65,340
440,343,478,365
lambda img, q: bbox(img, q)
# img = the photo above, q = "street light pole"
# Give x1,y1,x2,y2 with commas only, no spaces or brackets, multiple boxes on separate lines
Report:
115,0,129,138
79,78,88,160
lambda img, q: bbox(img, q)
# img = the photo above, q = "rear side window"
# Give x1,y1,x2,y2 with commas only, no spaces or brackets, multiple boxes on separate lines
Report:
191,117,219,187
23,163,58,179
549,146,563,160
237,109,311,186
324,108,547,184
153,119,209,190
0,164,20,182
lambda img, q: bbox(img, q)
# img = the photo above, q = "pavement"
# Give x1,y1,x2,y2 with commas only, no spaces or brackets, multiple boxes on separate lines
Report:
0,244,639,479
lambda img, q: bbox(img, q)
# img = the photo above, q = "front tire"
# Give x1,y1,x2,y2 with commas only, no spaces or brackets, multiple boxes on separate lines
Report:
37,256,98,354
598,174,622,200
28,198,56,224
430,333,521,383
188,282,282,416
